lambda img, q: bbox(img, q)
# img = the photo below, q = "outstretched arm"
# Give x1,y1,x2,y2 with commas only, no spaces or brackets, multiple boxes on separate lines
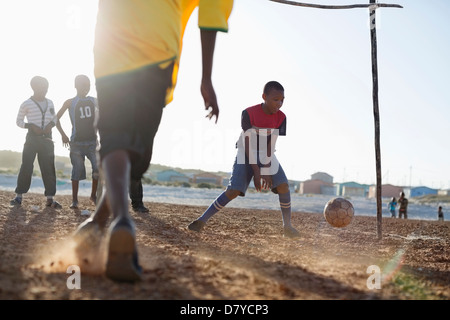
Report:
200,29,219,123
56,100,71,147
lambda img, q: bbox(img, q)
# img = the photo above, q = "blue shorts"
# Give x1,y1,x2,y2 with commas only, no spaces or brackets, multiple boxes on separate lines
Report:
227,157,288,196
70,141,99,181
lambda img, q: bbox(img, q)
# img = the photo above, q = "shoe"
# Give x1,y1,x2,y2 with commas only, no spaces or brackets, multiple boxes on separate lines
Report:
46,200,63,209
187,220,206,232
73,218,105,267
105,217,142,282
73,217,104,241
70,201,79,209
284,225,300,239
10,197,22,206
132,203,149,213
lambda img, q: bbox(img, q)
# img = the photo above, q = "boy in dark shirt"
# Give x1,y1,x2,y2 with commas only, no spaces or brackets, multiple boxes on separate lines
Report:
188,81,300,238
398,192,408,219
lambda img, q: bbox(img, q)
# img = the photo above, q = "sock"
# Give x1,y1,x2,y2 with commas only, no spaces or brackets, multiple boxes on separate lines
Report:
16,193,22,199
198,192,231,223
279,192,291,227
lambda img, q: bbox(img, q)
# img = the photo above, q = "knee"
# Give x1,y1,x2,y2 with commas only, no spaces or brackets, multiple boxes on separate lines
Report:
225,189,240,200
276,183,290,194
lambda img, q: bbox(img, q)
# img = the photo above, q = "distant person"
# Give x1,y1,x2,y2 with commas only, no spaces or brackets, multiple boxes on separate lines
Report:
96,176,150,213
129,178,149,213
10,76,62,209
438,206,444,221
56,75,99,209
398,192,408,219
56,76,148,213
388,197,397,218
72,1,234,282
187,81,300,239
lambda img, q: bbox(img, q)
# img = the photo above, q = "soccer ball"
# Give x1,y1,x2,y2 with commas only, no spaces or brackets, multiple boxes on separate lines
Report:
323,197,354,228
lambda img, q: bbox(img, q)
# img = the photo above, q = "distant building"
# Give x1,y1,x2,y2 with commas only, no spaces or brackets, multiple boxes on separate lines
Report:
54,160,71,176
342,186,366,197
193,172,223,186
336,181,368,197
156,170,190,183
299,179,334,195
222,177,230,187
438,189,450,196
368,184,403,199
404,186,438,198
143,171,157,182
289,180,301,193
55,161,66,171
311,172,333,184
321,184,337,195
297,172,334,195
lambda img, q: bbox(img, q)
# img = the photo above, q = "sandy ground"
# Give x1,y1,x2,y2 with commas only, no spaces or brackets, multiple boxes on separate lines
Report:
0,189,449,302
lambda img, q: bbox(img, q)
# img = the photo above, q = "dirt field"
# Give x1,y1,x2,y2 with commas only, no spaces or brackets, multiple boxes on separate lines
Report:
0,189,449,302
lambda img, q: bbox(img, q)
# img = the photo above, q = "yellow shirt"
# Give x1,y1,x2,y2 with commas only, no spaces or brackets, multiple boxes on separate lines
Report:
94,0,233,104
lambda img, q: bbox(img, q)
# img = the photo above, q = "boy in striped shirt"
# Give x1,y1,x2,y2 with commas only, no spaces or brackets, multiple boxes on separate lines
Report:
10,76,62,209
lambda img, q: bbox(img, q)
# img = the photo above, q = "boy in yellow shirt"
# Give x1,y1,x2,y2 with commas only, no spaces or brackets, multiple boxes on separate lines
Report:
74,0,234,282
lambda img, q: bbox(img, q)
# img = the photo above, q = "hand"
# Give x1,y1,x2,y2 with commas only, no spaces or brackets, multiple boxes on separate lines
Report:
261,175,273,190
253,171,262,192
30,124,44,135
62,134,70,148
43,123,53,135
201,78,219,123
252,166,273,192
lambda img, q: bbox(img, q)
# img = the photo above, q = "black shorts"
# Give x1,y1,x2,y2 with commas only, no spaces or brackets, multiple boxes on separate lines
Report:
95,62,174,179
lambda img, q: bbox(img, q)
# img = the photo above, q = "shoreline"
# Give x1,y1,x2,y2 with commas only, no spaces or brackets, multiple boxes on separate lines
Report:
1,180,445,222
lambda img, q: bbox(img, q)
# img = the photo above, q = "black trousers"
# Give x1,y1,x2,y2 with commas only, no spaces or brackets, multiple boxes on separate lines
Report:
15,133,56,197
129,178,144,207
399,209,407,219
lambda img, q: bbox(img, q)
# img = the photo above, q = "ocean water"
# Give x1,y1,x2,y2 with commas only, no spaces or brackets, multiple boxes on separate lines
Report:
0,174,446,221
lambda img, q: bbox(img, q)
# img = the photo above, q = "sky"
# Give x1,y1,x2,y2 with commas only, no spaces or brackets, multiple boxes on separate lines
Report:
1,0,449,189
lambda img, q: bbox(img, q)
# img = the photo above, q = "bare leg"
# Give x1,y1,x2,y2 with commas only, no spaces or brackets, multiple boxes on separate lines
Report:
72,180,79,203
91,194,110,229
70,180,79,208
79,150,130,231
74,149,130,233
90,178,99,205
102,150,131,221
276,183,300,238
102,150,142,281
72,186,109,266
